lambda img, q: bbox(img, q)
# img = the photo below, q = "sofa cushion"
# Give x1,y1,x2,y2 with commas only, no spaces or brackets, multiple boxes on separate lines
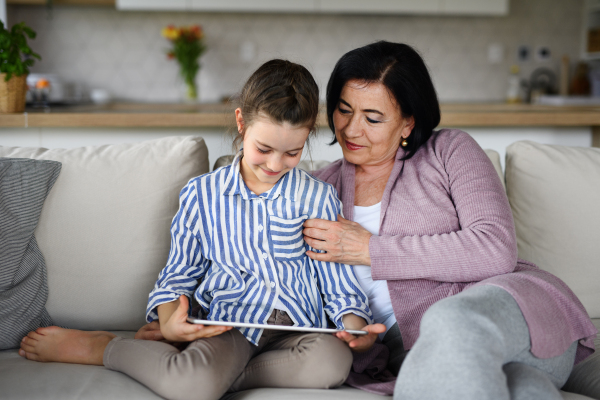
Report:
505,141,600,318
483,149,505,191
0,137,209,331
0,158,60,349
213,149,505,190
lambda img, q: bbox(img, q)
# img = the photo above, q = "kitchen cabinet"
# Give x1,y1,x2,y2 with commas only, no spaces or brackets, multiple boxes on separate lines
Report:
116,0,186,11
189,0,316,13
318,0,440,15
116,0,509,15
441,0,508,15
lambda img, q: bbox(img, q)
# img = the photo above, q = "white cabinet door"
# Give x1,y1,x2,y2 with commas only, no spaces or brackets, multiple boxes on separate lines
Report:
441,0,509,16
189,0,317,13
319,0,441,14
116,0,188,11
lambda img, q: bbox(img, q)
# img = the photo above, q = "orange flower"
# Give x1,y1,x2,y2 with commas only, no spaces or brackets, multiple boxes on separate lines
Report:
190,25,203,39
35,78,50,89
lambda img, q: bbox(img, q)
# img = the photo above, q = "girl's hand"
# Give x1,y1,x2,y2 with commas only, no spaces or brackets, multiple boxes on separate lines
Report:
160,295,232,342
135,321,165,341
334,323,386,352
303,215,372,265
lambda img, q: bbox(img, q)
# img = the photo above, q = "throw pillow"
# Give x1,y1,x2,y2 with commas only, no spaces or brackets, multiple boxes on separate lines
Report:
0,158,61,349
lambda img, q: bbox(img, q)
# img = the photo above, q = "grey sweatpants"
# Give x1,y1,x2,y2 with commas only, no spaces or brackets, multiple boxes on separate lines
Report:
393,285,578,400
103,310,352,400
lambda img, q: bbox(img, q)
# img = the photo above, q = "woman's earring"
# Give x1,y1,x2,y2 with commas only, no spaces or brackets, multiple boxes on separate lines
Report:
401,139,408,147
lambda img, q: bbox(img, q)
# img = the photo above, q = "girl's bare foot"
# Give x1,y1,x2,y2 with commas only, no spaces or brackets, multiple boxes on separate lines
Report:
18,326,116,365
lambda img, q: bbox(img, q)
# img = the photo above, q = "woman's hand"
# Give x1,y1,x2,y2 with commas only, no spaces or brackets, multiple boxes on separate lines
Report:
303,215,372,265
335,323,387,352
159,295,232,342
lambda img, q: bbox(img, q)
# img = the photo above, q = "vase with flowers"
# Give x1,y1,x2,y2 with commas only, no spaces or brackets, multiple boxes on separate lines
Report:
0,21,41,113
162,25,206,102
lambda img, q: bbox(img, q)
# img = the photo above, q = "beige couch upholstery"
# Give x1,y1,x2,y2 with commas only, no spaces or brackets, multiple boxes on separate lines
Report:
0,137,597,400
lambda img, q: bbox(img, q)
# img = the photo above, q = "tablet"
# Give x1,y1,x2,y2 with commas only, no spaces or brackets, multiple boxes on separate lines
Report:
186,317,368,335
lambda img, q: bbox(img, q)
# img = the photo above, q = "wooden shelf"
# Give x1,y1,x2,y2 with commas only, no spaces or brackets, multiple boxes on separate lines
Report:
3,102,599,129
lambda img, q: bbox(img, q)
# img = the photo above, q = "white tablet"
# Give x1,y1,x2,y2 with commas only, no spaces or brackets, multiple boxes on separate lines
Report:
186,317,368,336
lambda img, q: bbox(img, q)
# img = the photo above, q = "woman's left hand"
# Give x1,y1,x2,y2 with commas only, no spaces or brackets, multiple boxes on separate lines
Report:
335,323,387,352
303,215,372,265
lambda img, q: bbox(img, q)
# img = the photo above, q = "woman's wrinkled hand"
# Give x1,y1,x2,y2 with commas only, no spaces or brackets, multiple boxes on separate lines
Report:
334,323,386,352
160,295,232,342
303,215,372,265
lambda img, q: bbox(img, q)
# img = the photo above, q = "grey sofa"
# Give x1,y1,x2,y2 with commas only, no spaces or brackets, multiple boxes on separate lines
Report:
0,136,598,400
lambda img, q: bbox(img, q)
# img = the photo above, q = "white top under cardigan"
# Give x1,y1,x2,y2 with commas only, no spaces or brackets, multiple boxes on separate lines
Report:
352,202,397,339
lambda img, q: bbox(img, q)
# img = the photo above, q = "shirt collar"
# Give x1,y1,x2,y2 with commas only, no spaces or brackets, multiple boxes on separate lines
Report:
223,149,299,202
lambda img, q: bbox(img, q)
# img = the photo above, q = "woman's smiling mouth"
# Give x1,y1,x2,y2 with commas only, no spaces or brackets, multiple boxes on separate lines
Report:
345,140,365,151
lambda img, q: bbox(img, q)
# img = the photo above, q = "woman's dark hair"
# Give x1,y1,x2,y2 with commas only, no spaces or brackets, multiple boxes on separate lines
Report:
234,59,319,151
326,41,440,160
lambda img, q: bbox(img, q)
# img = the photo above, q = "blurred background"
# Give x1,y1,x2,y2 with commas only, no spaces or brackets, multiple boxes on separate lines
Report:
8,0,589,103
1,0,598,168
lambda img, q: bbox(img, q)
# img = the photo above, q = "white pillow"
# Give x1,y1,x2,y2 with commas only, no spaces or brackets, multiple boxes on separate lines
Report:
0,136,209,330
506,141,600,318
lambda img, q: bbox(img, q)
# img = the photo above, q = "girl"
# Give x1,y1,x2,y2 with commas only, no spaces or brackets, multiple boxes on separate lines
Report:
19,59,379,400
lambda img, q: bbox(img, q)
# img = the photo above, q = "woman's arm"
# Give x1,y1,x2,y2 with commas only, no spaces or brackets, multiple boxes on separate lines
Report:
305,132,517,283
368,133,517,282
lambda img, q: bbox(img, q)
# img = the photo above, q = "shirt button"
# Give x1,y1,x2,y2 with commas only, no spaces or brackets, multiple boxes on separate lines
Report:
258,225,264,232
270,282,276,288
262,253,268,260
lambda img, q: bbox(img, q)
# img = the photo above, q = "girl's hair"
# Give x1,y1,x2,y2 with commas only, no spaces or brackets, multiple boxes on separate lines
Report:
326,41,441,161
234,59,319,151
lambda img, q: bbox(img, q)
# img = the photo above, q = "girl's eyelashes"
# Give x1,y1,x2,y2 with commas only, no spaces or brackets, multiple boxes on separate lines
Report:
257,147,300,157
337,106,351,114
367,117,382,124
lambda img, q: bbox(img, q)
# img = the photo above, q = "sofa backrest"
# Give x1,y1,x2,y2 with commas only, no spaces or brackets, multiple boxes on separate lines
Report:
505,141,600,319
0,136,209,331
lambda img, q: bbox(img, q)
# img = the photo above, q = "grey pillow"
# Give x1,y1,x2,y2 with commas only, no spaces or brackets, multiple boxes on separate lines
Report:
0,158,61,349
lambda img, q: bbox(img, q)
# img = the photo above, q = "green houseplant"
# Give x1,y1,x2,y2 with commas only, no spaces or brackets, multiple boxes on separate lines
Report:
0,21,41,113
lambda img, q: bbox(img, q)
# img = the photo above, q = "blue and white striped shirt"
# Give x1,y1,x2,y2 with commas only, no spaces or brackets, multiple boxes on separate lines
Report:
146,152,372,344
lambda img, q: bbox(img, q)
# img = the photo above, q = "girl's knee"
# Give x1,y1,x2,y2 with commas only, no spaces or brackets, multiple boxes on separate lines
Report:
297,335,353,388
151,354,230,400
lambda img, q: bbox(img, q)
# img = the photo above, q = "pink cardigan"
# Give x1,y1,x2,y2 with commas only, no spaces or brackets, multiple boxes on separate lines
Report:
313,129,597,393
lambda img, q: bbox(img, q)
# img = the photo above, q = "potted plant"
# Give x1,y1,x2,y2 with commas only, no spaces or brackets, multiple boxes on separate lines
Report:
0,21,40,113
162,25,206,102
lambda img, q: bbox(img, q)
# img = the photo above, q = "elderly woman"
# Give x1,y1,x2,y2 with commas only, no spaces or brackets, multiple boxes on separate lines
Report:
303,41,597,400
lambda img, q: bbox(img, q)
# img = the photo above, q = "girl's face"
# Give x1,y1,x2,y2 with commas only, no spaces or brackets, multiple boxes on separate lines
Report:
236,109,310,194
333,80,414,167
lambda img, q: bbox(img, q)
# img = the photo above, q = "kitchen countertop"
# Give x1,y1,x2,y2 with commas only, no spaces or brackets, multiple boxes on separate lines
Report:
3,102,600,129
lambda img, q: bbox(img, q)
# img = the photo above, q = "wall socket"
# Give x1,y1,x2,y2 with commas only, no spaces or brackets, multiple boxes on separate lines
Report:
517,45,530,62
535,46,551,61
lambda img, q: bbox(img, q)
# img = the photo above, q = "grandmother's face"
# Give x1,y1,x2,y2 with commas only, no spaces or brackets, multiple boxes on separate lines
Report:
333,80,414,167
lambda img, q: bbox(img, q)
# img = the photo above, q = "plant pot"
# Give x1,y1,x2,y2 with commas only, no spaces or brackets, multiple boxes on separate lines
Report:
0,73,27,113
